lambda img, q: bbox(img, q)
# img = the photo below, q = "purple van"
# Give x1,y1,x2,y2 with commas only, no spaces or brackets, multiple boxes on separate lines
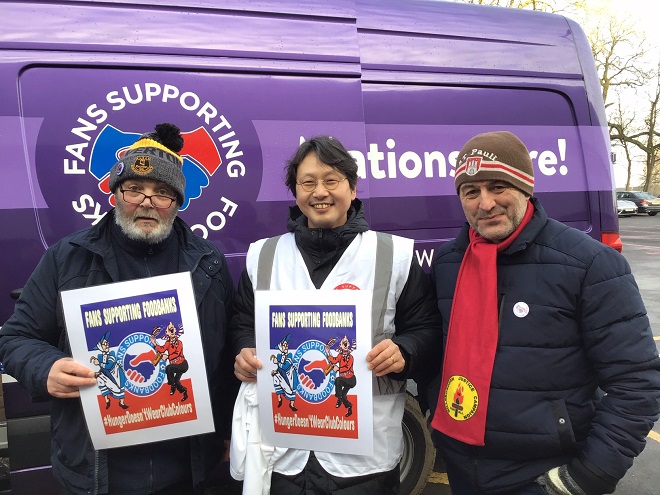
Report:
0,0,617,494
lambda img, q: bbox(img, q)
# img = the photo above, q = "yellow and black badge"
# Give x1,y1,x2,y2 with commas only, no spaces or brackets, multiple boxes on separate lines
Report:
131,155,154,175
443,375,478,421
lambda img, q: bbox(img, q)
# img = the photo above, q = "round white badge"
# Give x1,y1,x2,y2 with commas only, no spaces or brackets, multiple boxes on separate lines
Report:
513,302,529,318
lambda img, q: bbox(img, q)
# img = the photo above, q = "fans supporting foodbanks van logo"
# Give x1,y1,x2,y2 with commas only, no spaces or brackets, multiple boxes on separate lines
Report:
53,81,251,240
89,125,222,211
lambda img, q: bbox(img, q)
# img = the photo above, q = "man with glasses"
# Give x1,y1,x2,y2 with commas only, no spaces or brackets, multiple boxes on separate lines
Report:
230,136,440,494
0,123,237,494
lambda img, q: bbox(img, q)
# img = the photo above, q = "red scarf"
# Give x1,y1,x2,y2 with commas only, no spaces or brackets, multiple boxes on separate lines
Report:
431,200,534,446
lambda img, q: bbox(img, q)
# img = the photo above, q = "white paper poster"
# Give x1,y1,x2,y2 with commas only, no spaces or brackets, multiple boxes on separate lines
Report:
61,272,214,450
255,289,373,456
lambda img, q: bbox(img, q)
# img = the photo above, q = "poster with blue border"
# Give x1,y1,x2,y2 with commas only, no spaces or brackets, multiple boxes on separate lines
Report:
61,272,214,450
255,290,373,455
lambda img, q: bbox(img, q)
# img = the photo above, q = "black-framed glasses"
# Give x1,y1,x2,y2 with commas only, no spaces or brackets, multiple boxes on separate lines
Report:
296,177,347,192
119,188,176,209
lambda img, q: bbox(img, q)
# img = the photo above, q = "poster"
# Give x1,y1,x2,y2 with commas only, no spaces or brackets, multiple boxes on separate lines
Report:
60,272,214,450
255,290,373,456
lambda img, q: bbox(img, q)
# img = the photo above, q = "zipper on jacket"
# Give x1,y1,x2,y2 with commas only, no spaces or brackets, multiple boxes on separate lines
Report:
474,456,480,492
93,450,99,494
144,255,152,277
498,292,506,327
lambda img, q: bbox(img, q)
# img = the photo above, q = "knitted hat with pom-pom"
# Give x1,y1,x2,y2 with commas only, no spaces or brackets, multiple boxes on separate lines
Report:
108,123,186,205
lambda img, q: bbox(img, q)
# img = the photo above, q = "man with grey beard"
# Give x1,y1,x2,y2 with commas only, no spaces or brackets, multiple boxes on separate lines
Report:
0,123,237,494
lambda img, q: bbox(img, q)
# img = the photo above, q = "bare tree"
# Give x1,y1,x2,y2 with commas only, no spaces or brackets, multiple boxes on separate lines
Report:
588,17,650,108
609,93,639,190
610,63,660,191
641,65,660,190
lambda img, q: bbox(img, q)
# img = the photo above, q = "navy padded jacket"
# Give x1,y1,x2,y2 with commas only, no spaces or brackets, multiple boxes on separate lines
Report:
427,198,660,495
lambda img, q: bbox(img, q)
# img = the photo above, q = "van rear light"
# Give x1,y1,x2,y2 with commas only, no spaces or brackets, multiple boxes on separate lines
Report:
601,232,622,252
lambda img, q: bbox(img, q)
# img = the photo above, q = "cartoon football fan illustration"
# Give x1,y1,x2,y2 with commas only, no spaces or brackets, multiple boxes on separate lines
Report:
90,331,128,410
325,335,356,417
150,322,189,402
270,333,298,411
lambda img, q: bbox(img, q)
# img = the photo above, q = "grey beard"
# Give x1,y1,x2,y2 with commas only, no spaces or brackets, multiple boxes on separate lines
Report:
114,207,176,244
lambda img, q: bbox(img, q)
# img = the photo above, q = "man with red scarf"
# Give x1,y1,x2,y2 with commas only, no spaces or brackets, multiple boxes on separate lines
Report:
427,131,660,495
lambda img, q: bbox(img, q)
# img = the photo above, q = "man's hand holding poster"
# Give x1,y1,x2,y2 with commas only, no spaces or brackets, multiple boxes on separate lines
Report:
61,272,214,450
255,290,373,456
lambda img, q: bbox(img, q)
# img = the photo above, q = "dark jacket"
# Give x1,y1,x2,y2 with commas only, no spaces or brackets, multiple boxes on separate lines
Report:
231,199,441,388
0,211,236,494
427,198,660,495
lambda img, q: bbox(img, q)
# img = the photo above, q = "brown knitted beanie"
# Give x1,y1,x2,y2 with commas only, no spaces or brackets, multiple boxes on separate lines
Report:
454,131,534,196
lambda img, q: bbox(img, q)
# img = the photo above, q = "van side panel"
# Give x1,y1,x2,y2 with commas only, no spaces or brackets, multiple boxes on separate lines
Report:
355,0,614,265
0,0,616,316
0,0,615,491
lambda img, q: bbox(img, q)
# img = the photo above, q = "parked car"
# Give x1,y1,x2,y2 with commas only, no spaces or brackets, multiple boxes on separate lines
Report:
617,199,638,217
616,191,660,216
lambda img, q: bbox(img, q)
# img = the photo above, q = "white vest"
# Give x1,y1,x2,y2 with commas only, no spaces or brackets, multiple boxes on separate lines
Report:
245,231,413,477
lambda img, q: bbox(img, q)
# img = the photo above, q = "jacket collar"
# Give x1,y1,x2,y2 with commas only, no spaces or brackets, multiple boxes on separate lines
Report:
286,198,370,254
69,210,212,276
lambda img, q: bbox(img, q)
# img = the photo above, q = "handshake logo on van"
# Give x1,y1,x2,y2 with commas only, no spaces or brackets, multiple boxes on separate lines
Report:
89,124,222,211
64,82,247,238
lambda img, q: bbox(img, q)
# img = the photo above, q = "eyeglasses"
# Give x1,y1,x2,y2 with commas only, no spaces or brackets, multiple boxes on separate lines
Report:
296,177,348,192
119,188,176,209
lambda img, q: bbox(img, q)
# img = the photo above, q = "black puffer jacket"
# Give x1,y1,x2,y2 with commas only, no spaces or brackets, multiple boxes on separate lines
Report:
427,198,660,494
230,199,441,384
0,211,236,494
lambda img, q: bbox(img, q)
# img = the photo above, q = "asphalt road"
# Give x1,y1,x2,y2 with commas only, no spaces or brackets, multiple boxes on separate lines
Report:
420,213,660,495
